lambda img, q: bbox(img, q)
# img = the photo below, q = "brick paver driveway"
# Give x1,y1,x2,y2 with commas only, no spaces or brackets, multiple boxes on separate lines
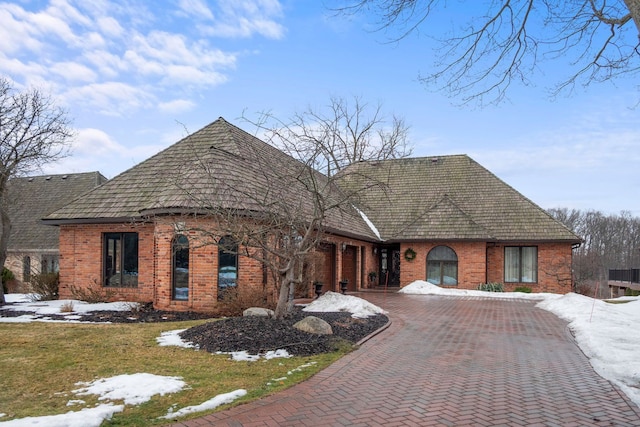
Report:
171,292,640,426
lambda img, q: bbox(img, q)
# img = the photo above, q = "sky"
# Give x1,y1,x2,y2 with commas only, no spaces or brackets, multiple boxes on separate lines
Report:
1,288,640,425
1,0,639,215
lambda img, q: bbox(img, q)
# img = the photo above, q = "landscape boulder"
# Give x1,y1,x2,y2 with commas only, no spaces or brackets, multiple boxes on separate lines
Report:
293,316,333,335
243,307,274,317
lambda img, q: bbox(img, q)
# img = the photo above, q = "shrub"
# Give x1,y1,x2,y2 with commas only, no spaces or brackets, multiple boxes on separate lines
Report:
2,267,14,294
477,282,504,292
28,272,59,301
59,301,75,313
514,286,532,293
217,286,276,317
69,279,116,304
625,288,640,297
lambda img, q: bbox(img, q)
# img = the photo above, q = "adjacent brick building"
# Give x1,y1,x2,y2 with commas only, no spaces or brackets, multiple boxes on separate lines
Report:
43,118,581,311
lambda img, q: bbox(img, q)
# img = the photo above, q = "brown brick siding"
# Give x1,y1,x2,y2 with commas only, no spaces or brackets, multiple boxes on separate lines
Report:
399,241,573,293
58,223,156,303
58,218,573,311
58,218,377,312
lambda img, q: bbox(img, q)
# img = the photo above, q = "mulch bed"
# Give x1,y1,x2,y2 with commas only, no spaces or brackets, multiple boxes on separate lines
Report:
0,303,389,356
180,307,389,356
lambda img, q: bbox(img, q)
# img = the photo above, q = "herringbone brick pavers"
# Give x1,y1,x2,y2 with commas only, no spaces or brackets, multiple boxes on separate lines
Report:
170,293,640,426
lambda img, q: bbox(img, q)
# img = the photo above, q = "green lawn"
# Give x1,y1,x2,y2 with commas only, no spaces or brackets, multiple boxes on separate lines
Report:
0,320,346,426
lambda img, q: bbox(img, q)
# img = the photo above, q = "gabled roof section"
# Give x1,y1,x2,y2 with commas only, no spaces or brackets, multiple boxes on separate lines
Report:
44,118,379,241
8,172,107,250
339,155,581,243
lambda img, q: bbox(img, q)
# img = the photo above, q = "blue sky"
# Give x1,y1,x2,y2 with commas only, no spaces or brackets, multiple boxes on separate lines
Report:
1,0,638,215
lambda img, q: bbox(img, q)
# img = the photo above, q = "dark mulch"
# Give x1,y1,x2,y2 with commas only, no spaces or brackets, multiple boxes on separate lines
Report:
0,303,389,356
180,307,389,356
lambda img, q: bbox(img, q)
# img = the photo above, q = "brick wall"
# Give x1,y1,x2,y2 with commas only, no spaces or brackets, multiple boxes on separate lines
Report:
58,223,155,303
58,218,381,312
398,241,573,293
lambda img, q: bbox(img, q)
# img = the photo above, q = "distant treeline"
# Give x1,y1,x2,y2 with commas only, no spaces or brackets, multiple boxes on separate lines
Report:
548,208,640,294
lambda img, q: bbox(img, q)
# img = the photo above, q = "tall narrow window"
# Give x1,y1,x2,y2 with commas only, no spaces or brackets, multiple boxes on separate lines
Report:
23,256,31,282
103,233,139,287
427,246,458,286
505,246,538,283
218,236,238,300
172,234,189,300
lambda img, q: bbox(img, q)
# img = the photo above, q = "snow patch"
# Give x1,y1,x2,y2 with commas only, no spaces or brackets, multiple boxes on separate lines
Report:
303,291,386,318
161,389,247,419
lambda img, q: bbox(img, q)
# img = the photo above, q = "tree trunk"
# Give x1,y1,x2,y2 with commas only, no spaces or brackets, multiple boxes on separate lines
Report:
274,265,297,319
624,0,640,34
0,196,10,306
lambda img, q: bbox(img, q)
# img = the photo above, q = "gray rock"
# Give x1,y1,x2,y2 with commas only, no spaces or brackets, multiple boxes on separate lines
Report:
243,307,274,317
293,316,333,335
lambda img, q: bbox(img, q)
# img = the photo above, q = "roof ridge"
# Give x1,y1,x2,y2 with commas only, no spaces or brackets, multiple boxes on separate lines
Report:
390,194,494,240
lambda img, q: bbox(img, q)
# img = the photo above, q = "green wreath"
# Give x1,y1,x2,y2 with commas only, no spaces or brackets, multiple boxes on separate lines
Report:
404,248,417,262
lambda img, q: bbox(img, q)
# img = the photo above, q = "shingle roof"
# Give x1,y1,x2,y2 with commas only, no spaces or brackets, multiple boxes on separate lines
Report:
44,118,379,241
43,120,579,244
339,155,581,242
8,172,107,250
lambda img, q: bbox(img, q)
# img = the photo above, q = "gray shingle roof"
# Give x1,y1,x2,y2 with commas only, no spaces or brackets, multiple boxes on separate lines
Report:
44,118,379,241
8,172,107,250
43,120,579,244
339,155,581,242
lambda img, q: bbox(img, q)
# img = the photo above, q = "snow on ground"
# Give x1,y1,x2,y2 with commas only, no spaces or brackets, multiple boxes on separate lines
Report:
2,287,640,423
161,389,247,419
401,280,640,408
73,373,186,405
399,280,559,300
156,329,198,349
0,294,136,323
303,291,387,318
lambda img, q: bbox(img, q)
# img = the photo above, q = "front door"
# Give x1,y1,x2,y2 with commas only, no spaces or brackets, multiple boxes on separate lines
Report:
341,245,358,291
380,245,400,287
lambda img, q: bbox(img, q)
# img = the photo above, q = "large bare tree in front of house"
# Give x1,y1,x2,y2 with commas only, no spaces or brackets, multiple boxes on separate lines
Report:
164,132,377,319
163,101,410,319
334,0,640,104
247,95,412,177
0,77,73,305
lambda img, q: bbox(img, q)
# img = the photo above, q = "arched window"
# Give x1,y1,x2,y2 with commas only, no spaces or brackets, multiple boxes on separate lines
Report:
172,234,189,300
218,236,238,300
427,246,458,286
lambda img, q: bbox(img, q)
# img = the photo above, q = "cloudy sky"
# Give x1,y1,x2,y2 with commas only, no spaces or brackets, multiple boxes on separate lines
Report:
1,0,638,215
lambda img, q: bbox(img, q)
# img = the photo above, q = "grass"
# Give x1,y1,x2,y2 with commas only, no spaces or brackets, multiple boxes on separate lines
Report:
0,320,348,426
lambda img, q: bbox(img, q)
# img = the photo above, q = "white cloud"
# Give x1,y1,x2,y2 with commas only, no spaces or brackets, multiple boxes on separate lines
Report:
158,99,197,114
177,0,215,20
96,16,124,38
198,0,285,39
63,82,156,116
0,0,274,116
50,61,98,83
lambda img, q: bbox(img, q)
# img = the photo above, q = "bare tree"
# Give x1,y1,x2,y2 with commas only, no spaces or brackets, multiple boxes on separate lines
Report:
335,1,640,104
549,207,640,297
247,95,412,176
163,101,409,319
165,125,381,319
0,77,73,305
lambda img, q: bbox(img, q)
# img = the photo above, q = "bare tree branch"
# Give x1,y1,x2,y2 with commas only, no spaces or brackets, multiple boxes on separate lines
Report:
333,0,640,104
0,76,73,305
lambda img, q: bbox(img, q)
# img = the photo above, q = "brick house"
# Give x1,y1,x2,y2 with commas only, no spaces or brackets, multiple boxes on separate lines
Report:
43,118,580,311
4,172,107,292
